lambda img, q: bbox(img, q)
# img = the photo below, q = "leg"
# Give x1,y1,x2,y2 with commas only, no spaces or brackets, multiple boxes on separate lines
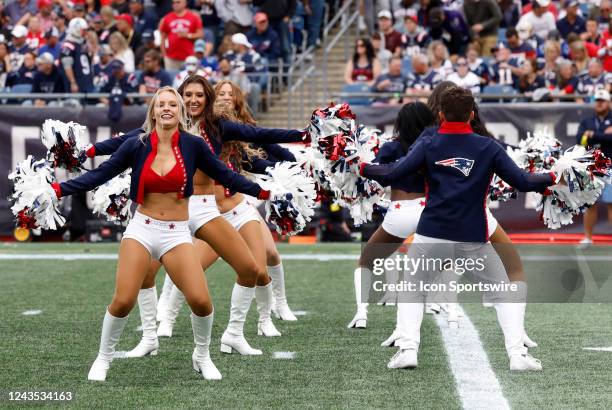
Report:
88,239,151,381
240,221,281,337
582,205,599,242
161,243,221,380
607,204,612,225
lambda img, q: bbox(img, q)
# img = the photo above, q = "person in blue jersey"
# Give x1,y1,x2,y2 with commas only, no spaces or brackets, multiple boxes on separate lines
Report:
371,56,408,104
360,87,556,371
31,52,65,106
99,59,138,105
466,45,491,84
400,15,431,57
50,87,271,382
406,54,444,95
59,17,94,94
576,58,612,101
347,102,435,331
84,75,304,357
489,42,523,85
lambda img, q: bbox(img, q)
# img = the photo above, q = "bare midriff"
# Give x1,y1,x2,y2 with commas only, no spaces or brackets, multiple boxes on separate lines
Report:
192,169,215,195
138,192,189,221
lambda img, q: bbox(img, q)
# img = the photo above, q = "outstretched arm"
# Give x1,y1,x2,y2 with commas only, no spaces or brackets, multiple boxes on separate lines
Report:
220,120,304,144
86,128,143,157
493,145,555,192
360,138,427,186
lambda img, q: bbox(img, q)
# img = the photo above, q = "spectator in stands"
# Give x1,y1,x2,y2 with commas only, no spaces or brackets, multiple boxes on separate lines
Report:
253,0,296,65
427,7,470,56
344,38,381,86
0,41,11,88
137,49,172,102
575,89,612,248
446,56,482,93
108,31,134,73
592,0,611,33
37,0,55,33
215,0,253,35
541,40,562,87
556,0,586,39
194,39,218,73
39,27,60,59
172,55,209,88
98,6,117,44
99,59,137,105
6,50,35,87
32,52,64,106
86,30,101,62
26,16,45,50
159,0,203,70
247,12,281,63
213,57,251,96
400,14,431,57
73,3,87,20
489,43,522,85
9,25,32,72
506,27,536,60
199,0,221,46
406,53,443,95
378,9,402,55
93,44,113,89
466,44,490,83
576,58,612,99
463,0,501,57
115,13,140,51
598,38,612,73
514,58,545,95
518,0,556,39
53,14,67,41
499,0,520,29
570,37,591,74
371,56,407,104
225,33,265,74
134,30,156,68
371,32,392,72
112,0,130,14
427,40,452,78
60,18,94,93
304,0,324,49
582,18,602,46
129,0,157,35
5,0,37,27
553,59,578,96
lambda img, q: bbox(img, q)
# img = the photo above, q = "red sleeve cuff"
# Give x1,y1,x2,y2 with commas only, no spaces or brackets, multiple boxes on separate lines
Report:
359,162,367,176
257,189,270,200
86,145,96,158
548,172,557,184
542,188,553,196
51,182,62,199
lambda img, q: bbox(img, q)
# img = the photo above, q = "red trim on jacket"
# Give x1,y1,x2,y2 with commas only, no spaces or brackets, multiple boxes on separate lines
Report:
438,122,474,134
86,145,96,158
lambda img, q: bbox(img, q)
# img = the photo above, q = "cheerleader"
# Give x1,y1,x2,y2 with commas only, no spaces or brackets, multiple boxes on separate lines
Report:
360,87,555,370
51,87,270,381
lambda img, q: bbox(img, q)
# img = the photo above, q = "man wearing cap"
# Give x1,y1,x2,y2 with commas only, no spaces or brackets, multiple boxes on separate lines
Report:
576,88,612,248
159,0,203,70
463,0,502,57
246,12,280,62
32,52,65,106
517,0,556,39
252,0,296,65
59,17,94,93
5,0,37,27
129,0,157,36
99,59,137,105
115,13,141,50
8,25,32,71
36,0,55,33
557,0,586,39
73,3,87,19
37,27,60,58
137,49,172,101
215,0,253,35
224,32,265,73
378,10,402,55
505,27,536,60
400,14,430,57
93,44,114,88
194,39,218,71
134,30,157,68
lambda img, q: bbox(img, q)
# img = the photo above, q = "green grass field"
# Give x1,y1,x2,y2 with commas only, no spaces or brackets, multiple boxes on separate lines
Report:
1,242,612,409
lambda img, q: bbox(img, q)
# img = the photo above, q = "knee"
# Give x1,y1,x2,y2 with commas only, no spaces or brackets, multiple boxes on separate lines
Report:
256,272,271,286
266,249,281,266
141,274,156,289
187,295,213,317
109,295,137,317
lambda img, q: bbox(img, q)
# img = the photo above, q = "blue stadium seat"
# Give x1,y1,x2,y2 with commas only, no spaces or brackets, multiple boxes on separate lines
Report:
402,57,412,75
482,84,517,102
497,28,507,41
341,83,372,105
133,69,142,80
10,83,33,93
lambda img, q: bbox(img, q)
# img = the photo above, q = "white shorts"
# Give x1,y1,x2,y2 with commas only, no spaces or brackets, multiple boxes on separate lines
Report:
188,195,222,235
122,211,192,261
485,207,498,238
222,198,261,231
381,198,425,238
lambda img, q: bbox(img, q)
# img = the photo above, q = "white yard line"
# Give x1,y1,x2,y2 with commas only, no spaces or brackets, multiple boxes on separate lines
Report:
434,308,511,410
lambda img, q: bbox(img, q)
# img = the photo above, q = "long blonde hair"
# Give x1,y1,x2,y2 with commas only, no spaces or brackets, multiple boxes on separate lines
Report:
140,86,190,140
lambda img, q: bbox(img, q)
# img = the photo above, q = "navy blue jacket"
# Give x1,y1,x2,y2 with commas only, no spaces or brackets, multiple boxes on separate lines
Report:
362,123,555,242
62,130,262,203
245,143,297,174
373,140,425,193
576,112,612,157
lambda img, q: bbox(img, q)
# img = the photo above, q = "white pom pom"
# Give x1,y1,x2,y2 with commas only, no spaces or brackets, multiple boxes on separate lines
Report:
41,119,90,173
92,170,133,225
9,156,65,230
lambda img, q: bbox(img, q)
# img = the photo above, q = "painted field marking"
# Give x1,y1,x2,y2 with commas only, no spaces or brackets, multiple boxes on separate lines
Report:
22,309,42,316
272,351,296,359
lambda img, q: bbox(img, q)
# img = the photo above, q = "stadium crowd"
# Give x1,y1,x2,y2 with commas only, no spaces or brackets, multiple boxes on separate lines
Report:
0,0,328,113
345,0,612,103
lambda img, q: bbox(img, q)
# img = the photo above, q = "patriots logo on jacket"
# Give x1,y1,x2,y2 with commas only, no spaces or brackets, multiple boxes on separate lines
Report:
435,158,474,176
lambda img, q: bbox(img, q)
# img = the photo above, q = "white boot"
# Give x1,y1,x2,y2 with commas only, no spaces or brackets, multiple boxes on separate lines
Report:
517,297,538,348
88,310,128,381
220,284,262,355
256,282,281,337
124,287,159,357
191,311,222,380
347,267,370,328
388,348,418,369
156,274,174,322
377,266,399,306
389,302,424,368
494,302,542,371
381,329,401,347
157,284,185,338
268,263,297,321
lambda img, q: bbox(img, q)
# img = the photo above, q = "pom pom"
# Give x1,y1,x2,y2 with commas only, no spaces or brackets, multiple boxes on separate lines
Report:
41,119,90,173
518,127,562,172
535,145,611,229
256,162,317,236
8,156,65,230
488,146,524,202
91,170,133,225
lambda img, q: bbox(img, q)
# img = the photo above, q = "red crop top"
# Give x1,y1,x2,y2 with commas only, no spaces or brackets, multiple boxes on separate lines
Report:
140,129,187,197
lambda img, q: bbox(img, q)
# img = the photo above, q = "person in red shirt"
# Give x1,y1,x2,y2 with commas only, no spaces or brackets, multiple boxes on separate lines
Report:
26,16,46,50
159,0,203,70
378,10,402,56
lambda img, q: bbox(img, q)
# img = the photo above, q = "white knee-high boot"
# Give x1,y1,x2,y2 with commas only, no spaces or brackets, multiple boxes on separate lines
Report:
124,287,159,357
220,283,262,355
191,311,222,380
347,267,370,328
388,302,424,369
256,282,281,336
268,263,297,321
157,284,185,337
88,310,128,381
156,274,174,321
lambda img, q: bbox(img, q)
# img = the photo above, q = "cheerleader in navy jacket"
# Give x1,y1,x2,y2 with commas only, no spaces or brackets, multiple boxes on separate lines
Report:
53,87,270,381
360,87,556,371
